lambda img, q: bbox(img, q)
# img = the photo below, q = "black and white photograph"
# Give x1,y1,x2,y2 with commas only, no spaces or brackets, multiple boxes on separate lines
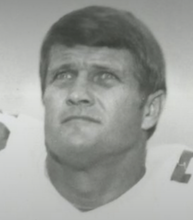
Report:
0,0,193,219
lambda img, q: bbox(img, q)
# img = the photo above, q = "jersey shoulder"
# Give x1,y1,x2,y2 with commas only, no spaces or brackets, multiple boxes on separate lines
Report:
143,144,193,219
147,143,193,185
0,112,43,151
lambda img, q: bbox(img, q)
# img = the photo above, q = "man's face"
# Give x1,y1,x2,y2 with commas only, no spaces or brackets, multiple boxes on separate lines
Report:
43,45,146,168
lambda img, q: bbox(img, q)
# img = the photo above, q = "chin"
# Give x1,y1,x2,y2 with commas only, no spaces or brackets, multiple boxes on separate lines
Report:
46,140,106,170
66,136,93,149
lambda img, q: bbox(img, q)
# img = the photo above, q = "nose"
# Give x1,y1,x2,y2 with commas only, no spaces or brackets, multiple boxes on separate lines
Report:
66,77,95,106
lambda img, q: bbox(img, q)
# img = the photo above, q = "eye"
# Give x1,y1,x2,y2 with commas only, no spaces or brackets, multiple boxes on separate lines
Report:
54,71,76,81
100,72,116,80
93,72,119,86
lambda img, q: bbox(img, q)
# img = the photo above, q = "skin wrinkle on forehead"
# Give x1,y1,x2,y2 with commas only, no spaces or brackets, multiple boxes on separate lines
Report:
48,46,127,70
47,45,138,85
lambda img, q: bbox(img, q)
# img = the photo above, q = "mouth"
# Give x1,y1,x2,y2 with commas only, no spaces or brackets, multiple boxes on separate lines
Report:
62,116,101,124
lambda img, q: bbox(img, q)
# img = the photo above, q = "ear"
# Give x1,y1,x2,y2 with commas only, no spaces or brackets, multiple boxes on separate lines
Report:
141,90,166,130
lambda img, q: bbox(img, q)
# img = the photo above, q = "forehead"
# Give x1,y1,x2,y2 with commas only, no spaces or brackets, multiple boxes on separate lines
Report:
48,45,135,73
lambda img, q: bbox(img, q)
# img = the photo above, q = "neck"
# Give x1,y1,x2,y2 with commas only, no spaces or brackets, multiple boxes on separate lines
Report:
46,143,146,211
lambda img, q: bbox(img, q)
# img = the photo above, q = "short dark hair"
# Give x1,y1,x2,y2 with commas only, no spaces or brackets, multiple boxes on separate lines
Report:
40,5,166,96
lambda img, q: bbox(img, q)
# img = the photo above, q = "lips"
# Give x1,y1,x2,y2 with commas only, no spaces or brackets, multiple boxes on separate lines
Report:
62,115,101,124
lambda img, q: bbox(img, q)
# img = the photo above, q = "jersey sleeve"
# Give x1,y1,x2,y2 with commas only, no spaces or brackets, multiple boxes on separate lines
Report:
0,112,18,150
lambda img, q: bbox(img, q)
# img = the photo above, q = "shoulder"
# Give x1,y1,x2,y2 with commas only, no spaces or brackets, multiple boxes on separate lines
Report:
146,143,193,182
146,144,193,199
0,111,17,150
143,144,193,219
0,111,43,151
146,143,192,168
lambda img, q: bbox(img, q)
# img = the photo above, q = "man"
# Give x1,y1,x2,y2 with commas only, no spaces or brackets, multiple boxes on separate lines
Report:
41,5,166,210
0,5,193,220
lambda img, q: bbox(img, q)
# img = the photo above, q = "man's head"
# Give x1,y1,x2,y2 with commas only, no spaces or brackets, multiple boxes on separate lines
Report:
40,6,166,95
40,6,166,168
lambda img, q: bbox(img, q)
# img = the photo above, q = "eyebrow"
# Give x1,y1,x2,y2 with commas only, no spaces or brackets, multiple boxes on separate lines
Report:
91,64,118,72
49,62,120,72
48,63,76,74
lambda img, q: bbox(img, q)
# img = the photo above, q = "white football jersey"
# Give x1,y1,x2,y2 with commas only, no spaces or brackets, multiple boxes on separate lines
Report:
0,113,193,220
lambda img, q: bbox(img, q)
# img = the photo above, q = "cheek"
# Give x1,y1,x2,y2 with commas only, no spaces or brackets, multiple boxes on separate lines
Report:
43,88,64,123
97,92,143,151
44,87,65,109
105,88,141,116
104,89,143,132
